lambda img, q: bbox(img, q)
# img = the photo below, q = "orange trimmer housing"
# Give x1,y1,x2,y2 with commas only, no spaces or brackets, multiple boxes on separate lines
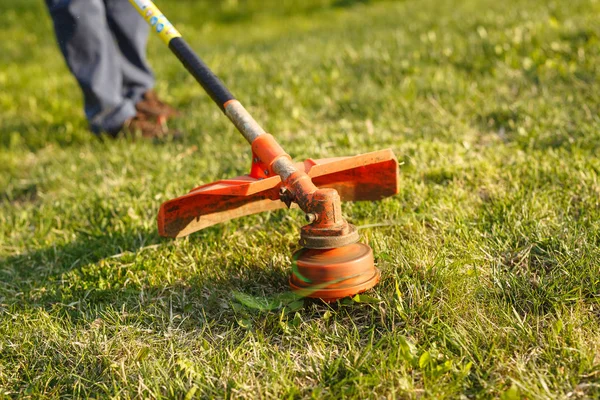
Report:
158,148,399,239
130,0,400,301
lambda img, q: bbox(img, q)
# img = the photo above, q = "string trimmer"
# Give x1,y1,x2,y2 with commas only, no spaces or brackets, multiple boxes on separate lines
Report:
129,0,400,302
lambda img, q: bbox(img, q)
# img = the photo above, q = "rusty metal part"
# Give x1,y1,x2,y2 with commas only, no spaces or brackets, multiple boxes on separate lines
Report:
299,223,359,249
279,187,294,208
158,149,399,238
290,243,380,302
278,170,352,248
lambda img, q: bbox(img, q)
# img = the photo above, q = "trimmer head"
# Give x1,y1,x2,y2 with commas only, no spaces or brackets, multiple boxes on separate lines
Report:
290,243,380,302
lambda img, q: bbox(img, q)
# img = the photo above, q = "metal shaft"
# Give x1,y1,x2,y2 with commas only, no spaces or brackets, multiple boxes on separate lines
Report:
223,100,265,144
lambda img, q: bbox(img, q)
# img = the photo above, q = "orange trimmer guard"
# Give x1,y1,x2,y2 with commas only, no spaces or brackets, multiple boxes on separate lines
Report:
158,149,399,238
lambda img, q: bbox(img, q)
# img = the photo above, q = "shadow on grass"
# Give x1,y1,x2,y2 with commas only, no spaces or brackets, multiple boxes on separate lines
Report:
0,225,301,332
0,227,160,301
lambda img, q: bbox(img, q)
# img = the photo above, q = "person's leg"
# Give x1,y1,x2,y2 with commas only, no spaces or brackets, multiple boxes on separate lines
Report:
46,0,136,134
104,0,155,104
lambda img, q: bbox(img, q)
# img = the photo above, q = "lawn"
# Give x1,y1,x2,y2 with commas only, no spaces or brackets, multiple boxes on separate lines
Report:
1,0,599,398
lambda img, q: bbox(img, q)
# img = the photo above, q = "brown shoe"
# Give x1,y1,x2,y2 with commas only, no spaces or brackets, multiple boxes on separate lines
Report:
136,90,180,118
114,111,182,140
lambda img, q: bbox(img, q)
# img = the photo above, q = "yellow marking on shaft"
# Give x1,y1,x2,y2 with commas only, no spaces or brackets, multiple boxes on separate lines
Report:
128,0,181,45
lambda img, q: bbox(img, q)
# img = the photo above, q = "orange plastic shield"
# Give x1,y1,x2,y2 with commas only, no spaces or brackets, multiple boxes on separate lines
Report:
158,149,399,238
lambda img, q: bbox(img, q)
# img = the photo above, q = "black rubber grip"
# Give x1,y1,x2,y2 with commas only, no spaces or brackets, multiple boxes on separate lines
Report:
168,37,235,112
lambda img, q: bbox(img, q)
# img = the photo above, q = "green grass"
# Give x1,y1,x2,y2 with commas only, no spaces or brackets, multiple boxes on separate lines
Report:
1,0,600,397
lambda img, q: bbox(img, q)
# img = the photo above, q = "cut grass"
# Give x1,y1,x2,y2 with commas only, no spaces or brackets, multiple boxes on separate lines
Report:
1,0,600,398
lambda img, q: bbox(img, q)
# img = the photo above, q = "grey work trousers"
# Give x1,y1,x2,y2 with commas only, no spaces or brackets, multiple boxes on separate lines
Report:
46,0,155,134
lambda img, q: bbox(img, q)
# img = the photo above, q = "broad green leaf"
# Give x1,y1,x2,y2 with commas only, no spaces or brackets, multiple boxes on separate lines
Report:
233,292,281,311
